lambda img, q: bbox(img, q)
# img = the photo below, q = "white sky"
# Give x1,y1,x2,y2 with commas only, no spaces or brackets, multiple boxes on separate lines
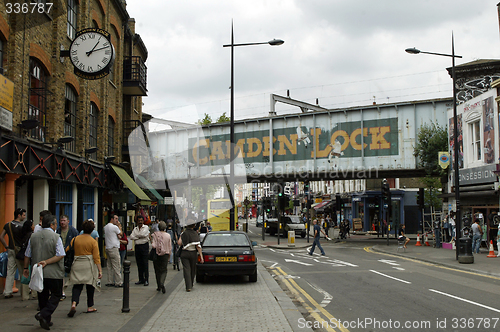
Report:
125,0,500,126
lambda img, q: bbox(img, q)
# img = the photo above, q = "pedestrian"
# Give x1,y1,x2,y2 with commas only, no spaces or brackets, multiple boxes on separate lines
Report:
471,219,483,254
56,215,79,301
34,210,51,233
433,218,442,248
398,224,410,248
488,210,498,249
166,223,175,265
23,214,65,330
67,219,102,317
104,214,123,287
345,219,351,238
443,214,450,242
118,223,128,268
80,219,99,241
178,220,204,291
0,207,30,300
308,219,326,256
129,215,150,286
323,218,329,238
199,222,208,241
449,211,456,242
151,221,172,294
206,221,212,232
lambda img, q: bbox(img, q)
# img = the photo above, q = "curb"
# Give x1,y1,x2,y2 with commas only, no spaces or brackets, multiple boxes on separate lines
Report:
259,262,313,332
371,246,500,279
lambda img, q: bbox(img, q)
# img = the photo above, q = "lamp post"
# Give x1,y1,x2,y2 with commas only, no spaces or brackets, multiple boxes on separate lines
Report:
223,23,284,231
406,33,463,260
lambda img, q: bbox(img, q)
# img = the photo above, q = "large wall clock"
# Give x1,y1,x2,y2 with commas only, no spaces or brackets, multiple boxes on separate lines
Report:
69,28,115,80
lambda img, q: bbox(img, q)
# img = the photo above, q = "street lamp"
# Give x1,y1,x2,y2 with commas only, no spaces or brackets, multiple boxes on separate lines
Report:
406,33,463,260
223,23,284,231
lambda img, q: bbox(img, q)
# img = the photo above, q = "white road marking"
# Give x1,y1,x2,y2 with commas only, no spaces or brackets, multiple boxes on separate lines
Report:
328,259,358,267
429,289,500,313
284,259,314,266
306,281,333,308
378,259,400,266
370,270,411,284
392,267,405,271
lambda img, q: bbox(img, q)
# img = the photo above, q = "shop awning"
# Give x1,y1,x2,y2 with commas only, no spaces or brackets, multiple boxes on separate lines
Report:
111,165,151,204
314,200,332,210
135,174,163,202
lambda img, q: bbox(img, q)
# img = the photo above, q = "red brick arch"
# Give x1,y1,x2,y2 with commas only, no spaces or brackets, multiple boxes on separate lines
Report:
95,0,106,15
91,10,101,28
109,15,122,40
29,43,52,76
0,15,9,41
108,108,116,123
90,91,102,111
65,71,81,96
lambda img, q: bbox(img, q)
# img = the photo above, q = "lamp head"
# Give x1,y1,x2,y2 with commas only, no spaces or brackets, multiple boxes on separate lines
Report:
57,136,74,144
268,39,284,46
85,147,98,154
405,47,420,55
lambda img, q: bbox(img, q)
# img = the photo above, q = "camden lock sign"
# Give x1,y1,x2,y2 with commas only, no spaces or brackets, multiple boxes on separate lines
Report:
188,118,398,165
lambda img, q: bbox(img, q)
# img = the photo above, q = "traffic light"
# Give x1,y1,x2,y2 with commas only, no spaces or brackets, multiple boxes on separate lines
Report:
278,192,285,210
417,188,424,210
381,180,390,204
304,181,310,195
263,198,271,213
200,195,207,214
336,194,341,211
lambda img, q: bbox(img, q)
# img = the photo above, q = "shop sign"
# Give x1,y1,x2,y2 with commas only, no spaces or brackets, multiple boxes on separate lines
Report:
455,164,497,185
0,74,14,131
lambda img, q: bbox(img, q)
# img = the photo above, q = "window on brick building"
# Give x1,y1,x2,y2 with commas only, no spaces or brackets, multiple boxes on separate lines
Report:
29,58,49,142
89,102,99,159
108,116,115,157
469,120,481,162
64,85,77,152
67,0,78,40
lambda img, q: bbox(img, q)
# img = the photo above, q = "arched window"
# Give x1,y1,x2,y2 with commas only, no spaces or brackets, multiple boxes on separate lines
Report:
64,84,77,152
29,58,49,142
89,102,99,159
67,0,78,40
108,116,115,157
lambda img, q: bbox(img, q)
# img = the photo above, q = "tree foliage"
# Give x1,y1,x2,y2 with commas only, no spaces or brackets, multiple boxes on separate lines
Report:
422,176,442,210
196,113,212,125
413,122,448,177
216,112,230,123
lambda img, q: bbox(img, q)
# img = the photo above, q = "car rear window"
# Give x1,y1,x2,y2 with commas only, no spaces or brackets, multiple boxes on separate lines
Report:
203,233,250,247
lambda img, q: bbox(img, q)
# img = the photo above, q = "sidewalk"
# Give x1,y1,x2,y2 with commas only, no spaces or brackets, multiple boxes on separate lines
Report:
0,254,311,332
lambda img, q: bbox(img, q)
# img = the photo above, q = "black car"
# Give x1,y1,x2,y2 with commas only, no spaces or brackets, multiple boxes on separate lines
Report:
196,231,258,283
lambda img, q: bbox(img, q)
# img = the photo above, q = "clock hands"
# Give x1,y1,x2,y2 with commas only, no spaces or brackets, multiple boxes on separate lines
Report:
86,37,102,56
89,46,110,53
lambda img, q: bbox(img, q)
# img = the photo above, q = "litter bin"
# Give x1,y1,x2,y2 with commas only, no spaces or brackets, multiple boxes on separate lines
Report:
457,237,474,264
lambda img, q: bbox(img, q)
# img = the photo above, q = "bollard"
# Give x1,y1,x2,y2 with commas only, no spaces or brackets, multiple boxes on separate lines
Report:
122,260,131,313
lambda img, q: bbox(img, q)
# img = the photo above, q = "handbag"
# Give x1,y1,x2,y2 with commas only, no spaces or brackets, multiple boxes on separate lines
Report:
64,237,76,274
8,222,23,260
148,247,157,261
29,263,44,292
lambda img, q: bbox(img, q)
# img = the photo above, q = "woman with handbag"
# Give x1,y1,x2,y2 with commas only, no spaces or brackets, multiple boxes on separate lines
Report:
177,221,204,292
67,220,102,317
150,221,172,293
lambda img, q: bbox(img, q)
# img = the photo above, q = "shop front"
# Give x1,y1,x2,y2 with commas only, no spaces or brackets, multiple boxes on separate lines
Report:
352,190,404,234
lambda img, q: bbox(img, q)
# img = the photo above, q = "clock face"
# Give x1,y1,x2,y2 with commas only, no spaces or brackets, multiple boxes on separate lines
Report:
69,29,114,75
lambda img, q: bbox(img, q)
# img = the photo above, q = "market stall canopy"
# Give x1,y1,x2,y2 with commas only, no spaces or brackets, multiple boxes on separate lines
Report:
111,165,151,205
314,200,333,211
135,174,163,202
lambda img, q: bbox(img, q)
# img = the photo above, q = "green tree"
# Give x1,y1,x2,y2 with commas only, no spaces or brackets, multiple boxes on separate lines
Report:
422,177,442,210
413,122,448,178
216,112,231,123
196,113,212,125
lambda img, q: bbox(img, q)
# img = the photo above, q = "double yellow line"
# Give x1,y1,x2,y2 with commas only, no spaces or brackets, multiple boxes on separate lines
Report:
272,267,350,332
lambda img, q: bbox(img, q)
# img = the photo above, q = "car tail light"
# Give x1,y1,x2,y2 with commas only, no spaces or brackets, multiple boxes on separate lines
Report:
201,254,214,262
237,255,255,262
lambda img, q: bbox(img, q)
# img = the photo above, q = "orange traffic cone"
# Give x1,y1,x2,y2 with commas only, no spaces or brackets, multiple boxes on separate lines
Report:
487,240,496,258
424,233,430,246
415,233,422,246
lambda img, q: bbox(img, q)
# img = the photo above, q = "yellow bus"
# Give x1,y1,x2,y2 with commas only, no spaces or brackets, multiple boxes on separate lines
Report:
208,198,238,231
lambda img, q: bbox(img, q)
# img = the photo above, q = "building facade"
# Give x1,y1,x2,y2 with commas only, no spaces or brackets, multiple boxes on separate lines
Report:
0,0,148,251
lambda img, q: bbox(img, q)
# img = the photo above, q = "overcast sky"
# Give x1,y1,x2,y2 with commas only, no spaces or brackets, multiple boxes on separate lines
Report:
125,0,500,127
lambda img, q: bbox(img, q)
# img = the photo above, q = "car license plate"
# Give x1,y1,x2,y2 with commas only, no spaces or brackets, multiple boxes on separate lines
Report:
215,256,237,262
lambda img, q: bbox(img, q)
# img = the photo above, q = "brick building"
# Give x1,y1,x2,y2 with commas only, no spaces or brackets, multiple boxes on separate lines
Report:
0,0,148,249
